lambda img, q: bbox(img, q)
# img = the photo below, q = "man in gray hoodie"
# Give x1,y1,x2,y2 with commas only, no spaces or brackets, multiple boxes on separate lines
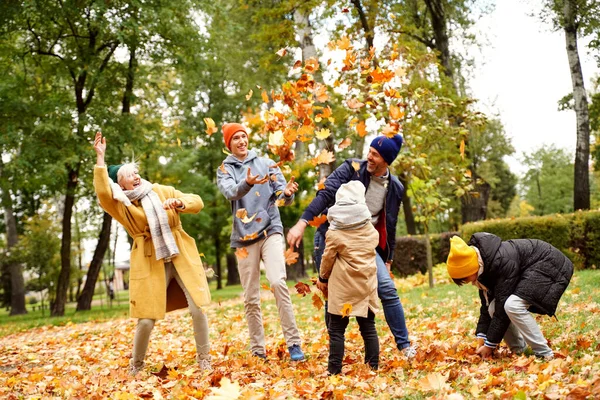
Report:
216,122,305,361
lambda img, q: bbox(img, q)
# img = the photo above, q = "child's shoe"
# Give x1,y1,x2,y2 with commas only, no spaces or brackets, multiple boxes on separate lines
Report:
288,344,305,361
402,345,417,360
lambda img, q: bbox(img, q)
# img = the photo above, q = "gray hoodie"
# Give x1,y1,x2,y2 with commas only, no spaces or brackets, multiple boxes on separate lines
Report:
217,150,293,248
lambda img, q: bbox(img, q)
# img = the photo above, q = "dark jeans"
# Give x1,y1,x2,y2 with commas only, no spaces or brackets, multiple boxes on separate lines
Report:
314,230,411,350
327,310,379,375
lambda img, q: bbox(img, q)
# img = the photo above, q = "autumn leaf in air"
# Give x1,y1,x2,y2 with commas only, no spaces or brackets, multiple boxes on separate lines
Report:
311,149,335,166
338,137,352,150
235,247,248,260
346,98,365,109
261,90,269,104
308,214,328,227
285,247,299,266
340,303,352,317
240,232,258,241
219,163,228,174
460,139,466,161
312,292,325,309
294,281,311,297
389,104,404,120
351,161,360,171
204,118,218,136
336,36,352,50
245,89,253,100
235,208,248,220
317,177,326,191
276,48,287,57
304,57,319,73
356,120,368,137
275,199,286,207
315,128,331,140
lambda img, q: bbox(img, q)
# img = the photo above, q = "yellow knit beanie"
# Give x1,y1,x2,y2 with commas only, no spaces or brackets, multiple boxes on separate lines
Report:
446,236,479,279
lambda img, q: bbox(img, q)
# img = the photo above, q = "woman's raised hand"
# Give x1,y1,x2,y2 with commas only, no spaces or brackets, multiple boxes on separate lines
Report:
94,132,106,166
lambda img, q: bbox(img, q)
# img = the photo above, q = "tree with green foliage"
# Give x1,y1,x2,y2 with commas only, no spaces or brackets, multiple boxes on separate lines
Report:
521,145,574,216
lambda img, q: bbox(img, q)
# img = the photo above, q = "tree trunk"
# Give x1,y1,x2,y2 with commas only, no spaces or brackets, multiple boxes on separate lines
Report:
424,0,454,83
76,212,112,311
461,180,491,223
1,170,27,315
226,253,239,286
563,0,590,210
51,165,79,316
399,174,417,235
351,0,378,67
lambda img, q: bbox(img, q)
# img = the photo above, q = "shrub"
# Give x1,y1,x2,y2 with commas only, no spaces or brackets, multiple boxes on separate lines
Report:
393,232,458,277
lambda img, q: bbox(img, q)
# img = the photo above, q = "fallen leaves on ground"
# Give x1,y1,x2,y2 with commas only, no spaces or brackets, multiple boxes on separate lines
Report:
1,265,599,399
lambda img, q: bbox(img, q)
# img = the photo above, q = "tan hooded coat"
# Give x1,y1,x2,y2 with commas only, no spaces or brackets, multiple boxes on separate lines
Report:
93,166,211,320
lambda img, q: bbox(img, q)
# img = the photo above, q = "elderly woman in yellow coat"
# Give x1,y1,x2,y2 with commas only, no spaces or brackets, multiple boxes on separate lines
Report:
93,132,211,375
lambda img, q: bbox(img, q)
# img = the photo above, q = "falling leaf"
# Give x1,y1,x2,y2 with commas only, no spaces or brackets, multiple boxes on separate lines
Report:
204,118,218,136
235,247,248,259
389,104,404,120
315,128,331,140
338,137,352,150
261,90,269,104
294,281,310,296
269,130,284,147
241,213,257,224
219,163,228,174
312,292,325,309
241,232,258,241
340,303,352,317
304,57,319,73
317,177,326,191
311,149,335,166
261,283,273,292
346,98,365,109
255,191,260,197
245,90,253,100
206,377,241,400
336,36,352,50
460,139,465,161
356,120,368,137
275,199,286,207
285,248,299,266
308,214,328,227
235,208,248,220
176,137,182,150
351,161,360,171
276,48,287,57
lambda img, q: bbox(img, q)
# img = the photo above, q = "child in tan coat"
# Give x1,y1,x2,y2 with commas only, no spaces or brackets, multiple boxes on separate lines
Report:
316,181,380,375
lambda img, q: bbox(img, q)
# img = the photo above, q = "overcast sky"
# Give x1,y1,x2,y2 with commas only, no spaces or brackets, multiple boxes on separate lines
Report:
469,0,599,175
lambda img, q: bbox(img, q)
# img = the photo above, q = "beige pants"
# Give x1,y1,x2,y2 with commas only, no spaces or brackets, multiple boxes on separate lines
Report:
237,233,301,356
131,262,210,368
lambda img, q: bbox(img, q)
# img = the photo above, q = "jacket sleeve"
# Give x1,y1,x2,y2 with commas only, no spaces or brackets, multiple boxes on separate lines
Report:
268,161,294,206
485,259,521,346
93,165,129,224
385,181,403,261
301,160,355,222
217,164,253,201
475,290,492,338
319,231,338,281
169,187,204,214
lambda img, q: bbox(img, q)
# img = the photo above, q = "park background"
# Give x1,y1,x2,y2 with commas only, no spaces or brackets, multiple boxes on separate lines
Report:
1,0,600,398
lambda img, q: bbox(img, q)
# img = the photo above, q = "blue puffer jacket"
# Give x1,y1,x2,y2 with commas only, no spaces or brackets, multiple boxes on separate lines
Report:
301,159,404,262
217,150,293,248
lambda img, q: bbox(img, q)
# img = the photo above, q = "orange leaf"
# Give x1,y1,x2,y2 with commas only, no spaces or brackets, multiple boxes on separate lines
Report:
261,90,269,104
389,104,404,120
245,89,253,100
275,199,286,207
460,139,465,160
336,36,352,50
219,163,228,174
235,208,248,220
346,98,365,109
340,303,352,317
312,293,324,309
276,48,287,57
317,177,326,191
356,120,367,137
204,117,218,136
338,137,352,150
311,149,335,166
240,232,258,241
285,247,299,266
304,57,319,73
294,281,311,297
308,214,328,227
261,283,272,292
235,247,248,259
351,161,360,171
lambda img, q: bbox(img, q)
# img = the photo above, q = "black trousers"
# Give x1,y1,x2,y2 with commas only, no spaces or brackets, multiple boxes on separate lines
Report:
327,310,379,375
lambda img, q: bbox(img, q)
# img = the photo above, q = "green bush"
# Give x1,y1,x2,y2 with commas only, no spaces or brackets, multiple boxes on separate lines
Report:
393,211,600,276
460,211,600,270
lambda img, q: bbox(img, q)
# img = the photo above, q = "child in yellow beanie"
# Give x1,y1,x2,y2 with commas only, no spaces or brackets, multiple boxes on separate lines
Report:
447,233,573,360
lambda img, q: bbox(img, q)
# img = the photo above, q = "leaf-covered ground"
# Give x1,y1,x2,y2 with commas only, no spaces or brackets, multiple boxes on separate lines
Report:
1,266,600,399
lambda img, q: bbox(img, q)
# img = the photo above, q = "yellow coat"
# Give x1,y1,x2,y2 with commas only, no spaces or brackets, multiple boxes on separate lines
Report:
93,166,211,320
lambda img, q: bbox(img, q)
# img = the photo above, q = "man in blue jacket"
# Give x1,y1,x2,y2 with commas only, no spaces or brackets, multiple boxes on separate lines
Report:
217,122,305,362
287,135,416,359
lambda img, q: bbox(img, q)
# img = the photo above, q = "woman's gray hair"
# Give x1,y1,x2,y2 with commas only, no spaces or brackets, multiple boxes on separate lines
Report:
117,162,139,183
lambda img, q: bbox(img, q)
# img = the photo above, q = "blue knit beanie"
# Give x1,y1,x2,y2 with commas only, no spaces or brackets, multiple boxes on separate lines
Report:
107,164,123,183
370,135,403,165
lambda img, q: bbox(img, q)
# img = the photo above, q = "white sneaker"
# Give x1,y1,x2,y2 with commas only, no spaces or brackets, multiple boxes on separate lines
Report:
198,358,212,372
402,345,417,360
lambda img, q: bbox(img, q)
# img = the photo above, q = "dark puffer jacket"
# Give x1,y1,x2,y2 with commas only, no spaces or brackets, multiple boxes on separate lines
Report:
469,232,574,345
